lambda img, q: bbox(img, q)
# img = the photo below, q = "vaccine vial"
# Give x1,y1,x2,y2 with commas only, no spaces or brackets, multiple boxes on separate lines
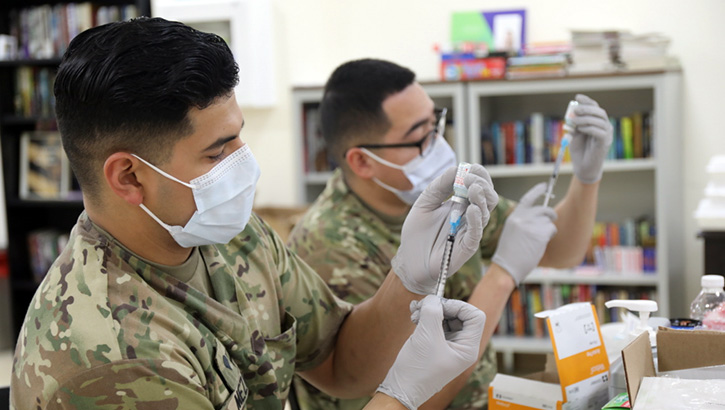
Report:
453,162,472,200
563,100,578,134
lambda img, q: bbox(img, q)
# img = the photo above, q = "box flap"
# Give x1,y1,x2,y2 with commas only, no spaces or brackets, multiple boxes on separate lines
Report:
621,332,655,407
656,327,725,372
489,373,563,410
526,370,560,384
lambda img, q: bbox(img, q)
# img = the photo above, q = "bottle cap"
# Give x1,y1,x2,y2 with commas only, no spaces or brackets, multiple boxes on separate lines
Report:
702,274,725,288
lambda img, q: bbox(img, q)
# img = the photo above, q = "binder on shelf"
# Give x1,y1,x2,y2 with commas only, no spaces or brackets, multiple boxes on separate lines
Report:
19,131,71,200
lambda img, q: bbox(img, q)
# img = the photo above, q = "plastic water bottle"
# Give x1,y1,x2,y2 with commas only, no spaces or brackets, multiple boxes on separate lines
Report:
690,275,725,321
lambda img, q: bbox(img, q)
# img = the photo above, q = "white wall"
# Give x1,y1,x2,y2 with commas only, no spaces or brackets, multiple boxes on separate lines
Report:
241,0,725,316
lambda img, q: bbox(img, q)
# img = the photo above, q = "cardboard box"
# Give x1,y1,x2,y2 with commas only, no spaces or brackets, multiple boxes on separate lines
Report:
489,356,563,410
621,327,725,407
489,303,611,410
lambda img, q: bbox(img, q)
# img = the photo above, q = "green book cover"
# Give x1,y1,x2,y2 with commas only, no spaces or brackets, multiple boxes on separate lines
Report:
621,116,634,159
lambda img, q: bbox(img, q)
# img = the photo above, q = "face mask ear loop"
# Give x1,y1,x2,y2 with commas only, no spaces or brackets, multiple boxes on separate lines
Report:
358,148,406,171
139,203,176,231
372,177,403,194
131,154,196,189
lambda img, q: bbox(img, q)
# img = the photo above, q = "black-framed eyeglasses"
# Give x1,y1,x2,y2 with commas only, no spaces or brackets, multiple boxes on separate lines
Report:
354,107,448,157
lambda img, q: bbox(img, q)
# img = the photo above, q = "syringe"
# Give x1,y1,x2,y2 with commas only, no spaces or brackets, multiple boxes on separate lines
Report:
435,162,471,298
542,100,578,208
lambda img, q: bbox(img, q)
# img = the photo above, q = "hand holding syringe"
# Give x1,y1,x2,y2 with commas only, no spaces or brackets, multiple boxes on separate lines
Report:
542,100,578,207
434,162,471,298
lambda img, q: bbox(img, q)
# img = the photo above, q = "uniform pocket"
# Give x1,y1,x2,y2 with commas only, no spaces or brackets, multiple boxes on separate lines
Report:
213,340,248,409
261,311,297,399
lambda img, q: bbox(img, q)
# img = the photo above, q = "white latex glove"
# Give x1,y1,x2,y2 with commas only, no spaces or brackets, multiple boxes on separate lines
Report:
392,164,498,295
569,94,614,184
492,182,558,285
377,295,486,410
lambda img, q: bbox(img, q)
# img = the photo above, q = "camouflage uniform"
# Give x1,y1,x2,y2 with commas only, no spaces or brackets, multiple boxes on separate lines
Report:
288,169,516,410
11,211,352,409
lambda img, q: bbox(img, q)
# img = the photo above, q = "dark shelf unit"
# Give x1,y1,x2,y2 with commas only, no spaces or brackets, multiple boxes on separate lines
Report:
0,0,151,340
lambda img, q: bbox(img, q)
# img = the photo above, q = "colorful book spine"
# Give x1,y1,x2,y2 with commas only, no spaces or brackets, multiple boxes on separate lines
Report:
484,111,653,167
494,284,657,338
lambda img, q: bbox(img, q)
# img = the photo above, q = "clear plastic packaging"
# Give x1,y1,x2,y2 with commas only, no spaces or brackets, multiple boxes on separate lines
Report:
689,275,725,323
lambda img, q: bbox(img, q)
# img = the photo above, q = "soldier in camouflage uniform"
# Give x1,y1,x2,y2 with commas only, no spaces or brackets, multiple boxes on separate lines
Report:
288,59,614,409
11,19,498,410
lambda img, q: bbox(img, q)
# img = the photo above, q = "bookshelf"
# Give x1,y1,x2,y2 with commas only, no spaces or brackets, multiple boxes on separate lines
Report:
0,0,151,338
292,70,683,361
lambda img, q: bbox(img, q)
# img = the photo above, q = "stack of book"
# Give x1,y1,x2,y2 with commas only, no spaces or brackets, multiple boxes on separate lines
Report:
619,32,673,71
568,29,674,74
568,30,619,74
506,54,568,79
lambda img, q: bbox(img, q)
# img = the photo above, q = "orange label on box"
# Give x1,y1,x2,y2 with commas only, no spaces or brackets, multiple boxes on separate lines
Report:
488,375,563,410
543,303,611,408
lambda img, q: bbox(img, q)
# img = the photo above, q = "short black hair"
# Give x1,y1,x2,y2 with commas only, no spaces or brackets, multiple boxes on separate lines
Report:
320,58,416,169
54,17,239,201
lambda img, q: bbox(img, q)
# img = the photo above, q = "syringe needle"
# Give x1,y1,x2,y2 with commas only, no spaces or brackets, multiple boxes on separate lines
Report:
435,162,471,298
543,100,578,207
436,235,455,298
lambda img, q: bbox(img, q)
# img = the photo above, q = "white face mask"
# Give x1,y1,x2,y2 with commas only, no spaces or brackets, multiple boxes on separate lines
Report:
361,136,457,205
132,144,260,247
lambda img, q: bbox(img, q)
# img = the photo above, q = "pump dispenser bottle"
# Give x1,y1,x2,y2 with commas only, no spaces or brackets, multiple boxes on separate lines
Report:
603,299,660,398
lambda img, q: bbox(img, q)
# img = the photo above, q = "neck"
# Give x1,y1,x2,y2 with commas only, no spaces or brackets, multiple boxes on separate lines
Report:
86,199,194,266
344,172,411,217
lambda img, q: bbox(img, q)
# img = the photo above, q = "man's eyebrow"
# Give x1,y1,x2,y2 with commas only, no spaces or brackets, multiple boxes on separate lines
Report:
403,112,435,138
202,121,244,152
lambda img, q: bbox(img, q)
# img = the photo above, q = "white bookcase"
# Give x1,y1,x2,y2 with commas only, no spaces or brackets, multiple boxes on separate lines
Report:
292,70,684,367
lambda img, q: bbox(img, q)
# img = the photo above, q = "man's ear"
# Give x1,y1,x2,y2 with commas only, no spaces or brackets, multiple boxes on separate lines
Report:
103,152,145,206
345,147,376,180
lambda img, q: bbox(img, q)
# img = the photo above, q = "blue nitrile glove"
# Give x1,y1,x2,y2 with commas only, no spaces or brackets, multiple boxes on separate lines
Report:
377,295,486,410
569,94,614,184
392,164,498,295
492,183,558,285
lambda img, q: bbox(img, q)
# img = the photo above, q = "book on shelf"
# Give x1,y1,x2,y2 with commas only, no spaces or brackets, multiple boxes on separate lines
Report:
14,66,56,118
8,3,139,60
482,111,653,167
27,229,68,283
496,283,657,339
19,131,72,200
585,218,657,275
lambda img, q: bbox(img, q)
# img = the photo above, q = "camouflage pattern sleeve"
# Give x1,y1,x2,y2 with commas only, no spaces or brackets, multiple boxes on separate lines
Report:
287,172,396,305
478,195,517,260
13,211,353,410
11,217,227,409
251,214,354,372
287,224,391,305
40,360,216,410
